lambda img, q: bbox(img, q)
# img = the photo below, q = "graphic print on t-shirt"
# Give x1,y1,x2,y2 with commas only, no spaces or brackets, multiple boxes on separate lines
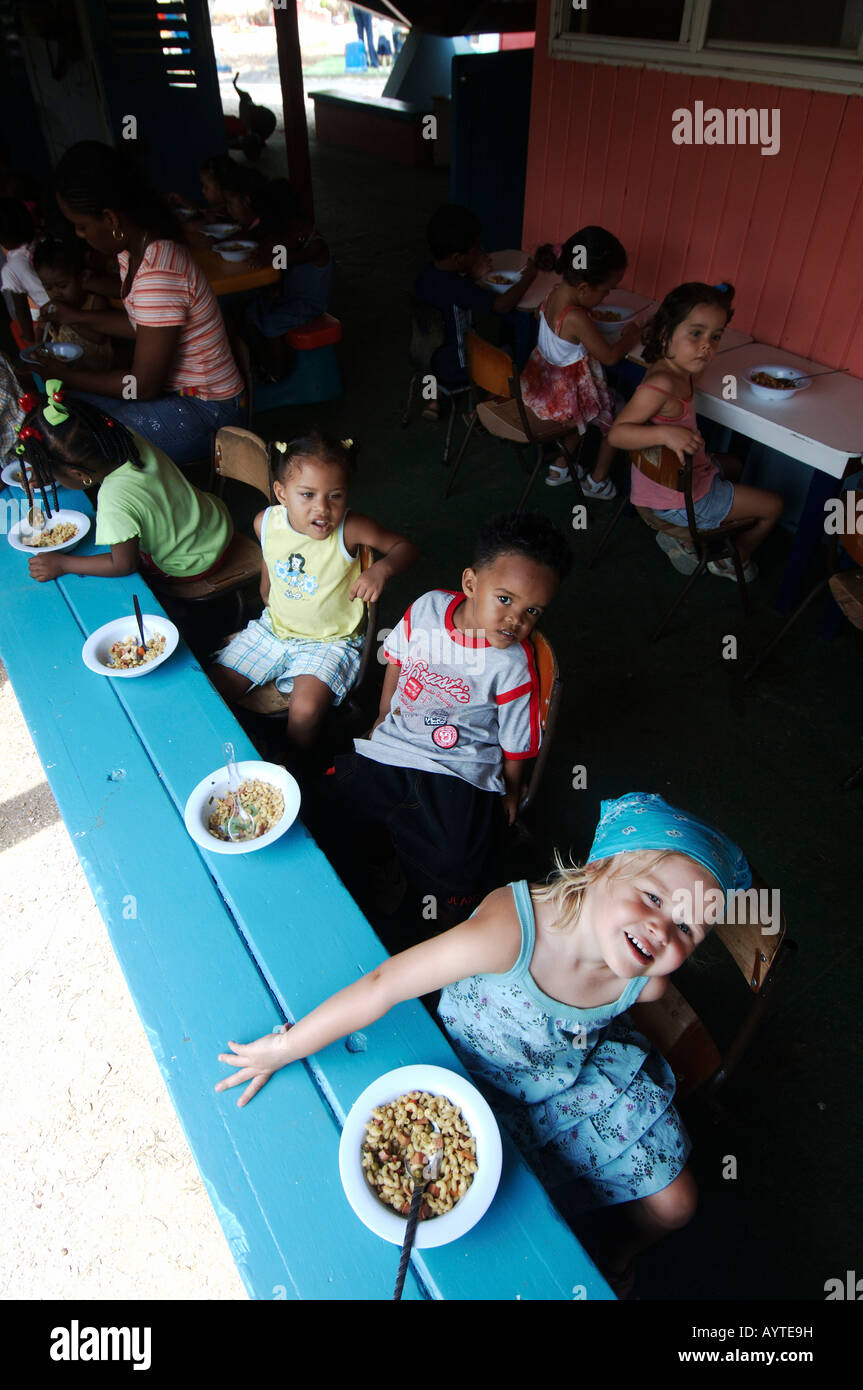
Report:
274,551,319,601
397,655,472,740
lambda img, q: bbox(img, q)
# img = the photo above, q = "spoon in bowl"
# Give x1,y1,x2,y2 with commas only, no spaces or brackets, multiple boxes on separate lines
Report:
223,742,254,841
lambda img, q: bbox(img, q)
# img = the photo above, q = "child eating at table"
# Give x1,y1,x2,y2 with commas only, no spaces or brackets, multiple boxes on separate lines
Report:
32,237,113,372
17,378,233,584
0,197,49,347
217,790,752,1294
414,204,539,406
239,179,334,381
210,432,417,755
609,282,783,581
300,512,571,921
521,226,642,498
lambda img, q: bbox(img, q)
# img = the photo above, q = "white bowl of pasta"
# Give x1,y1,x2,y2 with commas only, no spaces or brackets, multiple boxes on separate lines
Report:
339,1064,502,1249
184,759,300,855
81,614,179,678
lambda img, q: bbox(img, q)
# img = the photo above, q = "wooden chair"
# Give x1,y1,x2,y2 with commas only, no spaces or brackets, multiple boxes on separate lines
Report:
149,426,272,625
232,544,380,728
745,494,863,683
519,628,562,815
400,297,473,465
631,869,795,1111
443,331,586,510
593,446,756,641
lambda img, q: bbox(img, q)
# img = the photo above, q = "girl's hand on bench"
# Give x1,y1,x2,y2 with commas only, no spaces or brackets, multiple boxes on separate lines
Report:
216,1025,293,1107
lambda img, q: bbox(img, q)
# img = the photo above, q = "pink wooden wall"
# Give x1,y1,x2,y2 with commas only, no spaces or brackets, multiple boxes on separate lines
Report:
523,1,863,376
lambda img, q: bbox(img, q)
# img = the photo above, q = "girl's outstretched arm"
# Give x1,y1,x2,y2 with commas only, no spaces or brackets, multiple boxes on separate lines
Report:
344,512,419,603
216,886,521,1108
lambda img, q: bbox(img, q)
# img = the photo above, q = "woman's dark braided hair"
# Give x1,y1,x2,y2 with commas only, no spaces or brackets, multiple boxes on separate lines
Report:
15,385,142,513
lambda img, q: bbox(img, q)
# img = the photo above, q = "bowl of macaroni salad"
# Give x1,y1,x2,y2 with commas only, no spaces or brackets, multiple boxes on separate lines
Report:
339,1064,502,1248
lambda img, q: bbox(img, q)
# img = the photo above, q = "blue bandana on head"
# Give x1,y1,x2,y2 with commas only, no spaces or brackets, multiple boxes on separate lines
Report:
586,792,751,896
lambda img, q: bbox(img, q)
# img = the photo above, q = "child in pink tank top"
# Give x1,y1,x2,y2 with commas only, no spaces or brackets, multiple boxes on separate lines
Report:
608,283,783,581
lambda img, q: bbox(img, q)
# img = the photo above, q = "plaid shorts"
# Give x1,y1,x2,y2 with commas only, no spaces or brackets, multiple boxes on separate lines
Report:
215,609,363,705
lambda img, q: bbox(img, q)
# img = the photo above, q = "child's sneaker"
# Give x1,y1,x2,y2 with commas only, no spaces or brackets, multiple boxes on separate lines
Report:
545,462,572,487
580,473,617,500
708,555,758,583
655,531,700,575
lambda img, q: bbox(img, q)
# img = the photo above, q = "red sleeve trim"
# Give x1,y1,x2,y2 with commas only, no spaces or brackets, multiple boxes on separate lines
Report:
501,748,535,761
404,602,413,642
384,654,402,666
496,680,533,706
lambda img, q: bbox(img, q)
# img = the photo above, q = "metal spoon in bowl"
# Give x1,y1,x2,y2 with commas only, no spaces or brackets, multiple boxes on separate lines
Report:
223,742,254,842
393,1121,444,1300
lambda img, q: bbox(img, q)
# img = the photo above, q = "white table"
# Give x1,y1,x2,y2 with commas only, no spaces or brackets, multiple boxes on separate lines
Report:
695,343,863,481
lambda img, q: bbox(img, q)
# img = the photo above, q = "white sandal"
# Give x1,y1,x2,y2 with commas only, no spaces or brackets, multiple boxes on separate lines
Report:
580,473,617,500
545,463,572,487
708,556,758,583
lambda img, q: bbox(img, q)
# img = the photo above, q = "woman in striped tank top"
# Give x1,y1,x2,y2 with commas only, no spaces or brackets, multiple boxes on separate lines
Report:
37,142,245,465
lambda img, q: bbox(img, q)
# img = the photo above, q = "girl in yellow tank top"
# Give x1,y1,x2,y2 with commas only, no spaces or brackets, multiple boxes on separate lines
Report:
211,432,418,754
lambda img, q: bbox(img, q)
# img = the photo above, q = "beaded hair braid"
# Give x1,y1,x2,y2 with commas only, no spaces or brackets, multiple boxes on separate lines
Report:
15,387,143,517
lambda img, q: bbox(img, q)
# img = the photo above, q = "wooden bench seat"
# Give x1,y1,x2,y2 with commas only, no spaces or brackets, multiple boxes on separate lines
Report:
310,89,434,166
0,490,613,1300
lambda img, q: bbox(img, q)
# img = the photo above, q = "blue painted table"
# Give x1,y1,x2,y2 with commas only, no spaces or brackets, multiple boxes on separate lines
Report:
0,483,613,1301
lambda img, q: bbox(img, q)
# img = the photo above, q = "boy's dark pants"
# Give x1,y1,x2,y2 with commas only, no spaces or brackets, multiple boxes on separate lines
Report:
302,754,507,917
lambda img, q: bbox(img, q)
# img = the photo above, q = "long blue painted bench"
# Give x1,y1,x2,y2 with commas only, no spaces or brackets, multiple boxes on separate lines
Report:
0,482,613,1301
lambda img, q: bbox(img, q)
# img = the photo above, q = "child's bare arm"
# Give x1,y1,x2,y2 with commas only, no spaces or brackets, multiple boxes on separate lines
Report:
253,509,270,605
607,379,703,463
501,757,524,826
344,513,419,603
215,887,521,1107
560,306,642,367
371,659,400,731
28,538,139,583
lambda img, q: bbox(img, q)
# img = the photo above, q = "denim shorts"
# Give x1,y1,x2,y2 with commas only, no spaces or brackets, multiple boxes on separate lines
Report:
655,458,734,529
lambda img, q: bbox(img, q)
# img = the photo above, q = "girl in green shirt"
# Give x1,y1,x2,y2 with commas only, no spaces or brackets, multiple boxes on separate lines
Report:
16,379,232,584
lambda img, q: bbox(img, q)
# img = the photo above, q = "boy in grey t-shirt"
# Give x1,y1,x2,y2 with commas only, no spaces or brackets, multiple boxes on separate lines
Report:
303,513,571,921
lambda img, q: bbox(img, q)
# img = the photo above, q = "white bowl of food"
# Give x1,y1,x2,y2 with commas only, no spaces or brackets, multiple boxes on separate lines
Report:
214,239,257,263
1,461,32,491
184,759,300,855
19,341,84,367
339,1064,502,1249
590,304,638,340
7,508,90,554
745,364,812,403
482,269,521,294
203,222,241,239
81,614,179,679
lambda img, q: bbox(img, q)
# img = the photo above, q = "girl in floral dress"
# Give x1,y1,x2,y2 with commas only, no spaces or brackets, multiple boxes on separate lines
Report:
522,226,642,498
216,792,752,1294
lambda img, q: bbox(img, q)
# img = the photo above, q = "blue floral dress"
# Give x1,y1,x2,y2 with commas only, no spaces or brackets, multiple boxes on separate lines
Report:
438,881,690,1210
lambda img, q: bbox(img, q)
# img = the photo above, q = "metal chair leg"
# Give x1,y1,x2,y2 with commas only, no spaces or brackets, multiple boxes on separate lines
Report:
443,413,477,498
516,444,546,511
400,373,416,428
650,554,710,642
442,395,457,465
841,759,863,790
726,540,753,618
587,492,629,568
743,577,830,682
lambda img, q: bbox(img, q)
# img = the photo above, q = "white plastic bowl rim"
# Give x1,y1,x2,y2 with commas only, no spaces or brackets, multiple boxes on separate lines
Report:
483,269,521,294
184,759,300,855
745,364,812,400
20,341,84,365
81,614,180,679
338,1063,503,1249
1,461,31,491
7,509,90,554
203,222,241,237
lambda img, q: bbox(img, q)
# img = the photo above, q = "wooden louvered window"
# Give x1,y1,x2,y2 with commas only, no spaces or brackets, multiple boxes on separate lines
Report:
104,0,198,88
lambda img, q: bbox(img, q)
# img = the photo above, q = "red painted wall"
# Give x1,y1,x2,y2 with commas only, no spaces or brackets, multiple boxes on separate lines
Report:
523,1,863,375
500,32,536,51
